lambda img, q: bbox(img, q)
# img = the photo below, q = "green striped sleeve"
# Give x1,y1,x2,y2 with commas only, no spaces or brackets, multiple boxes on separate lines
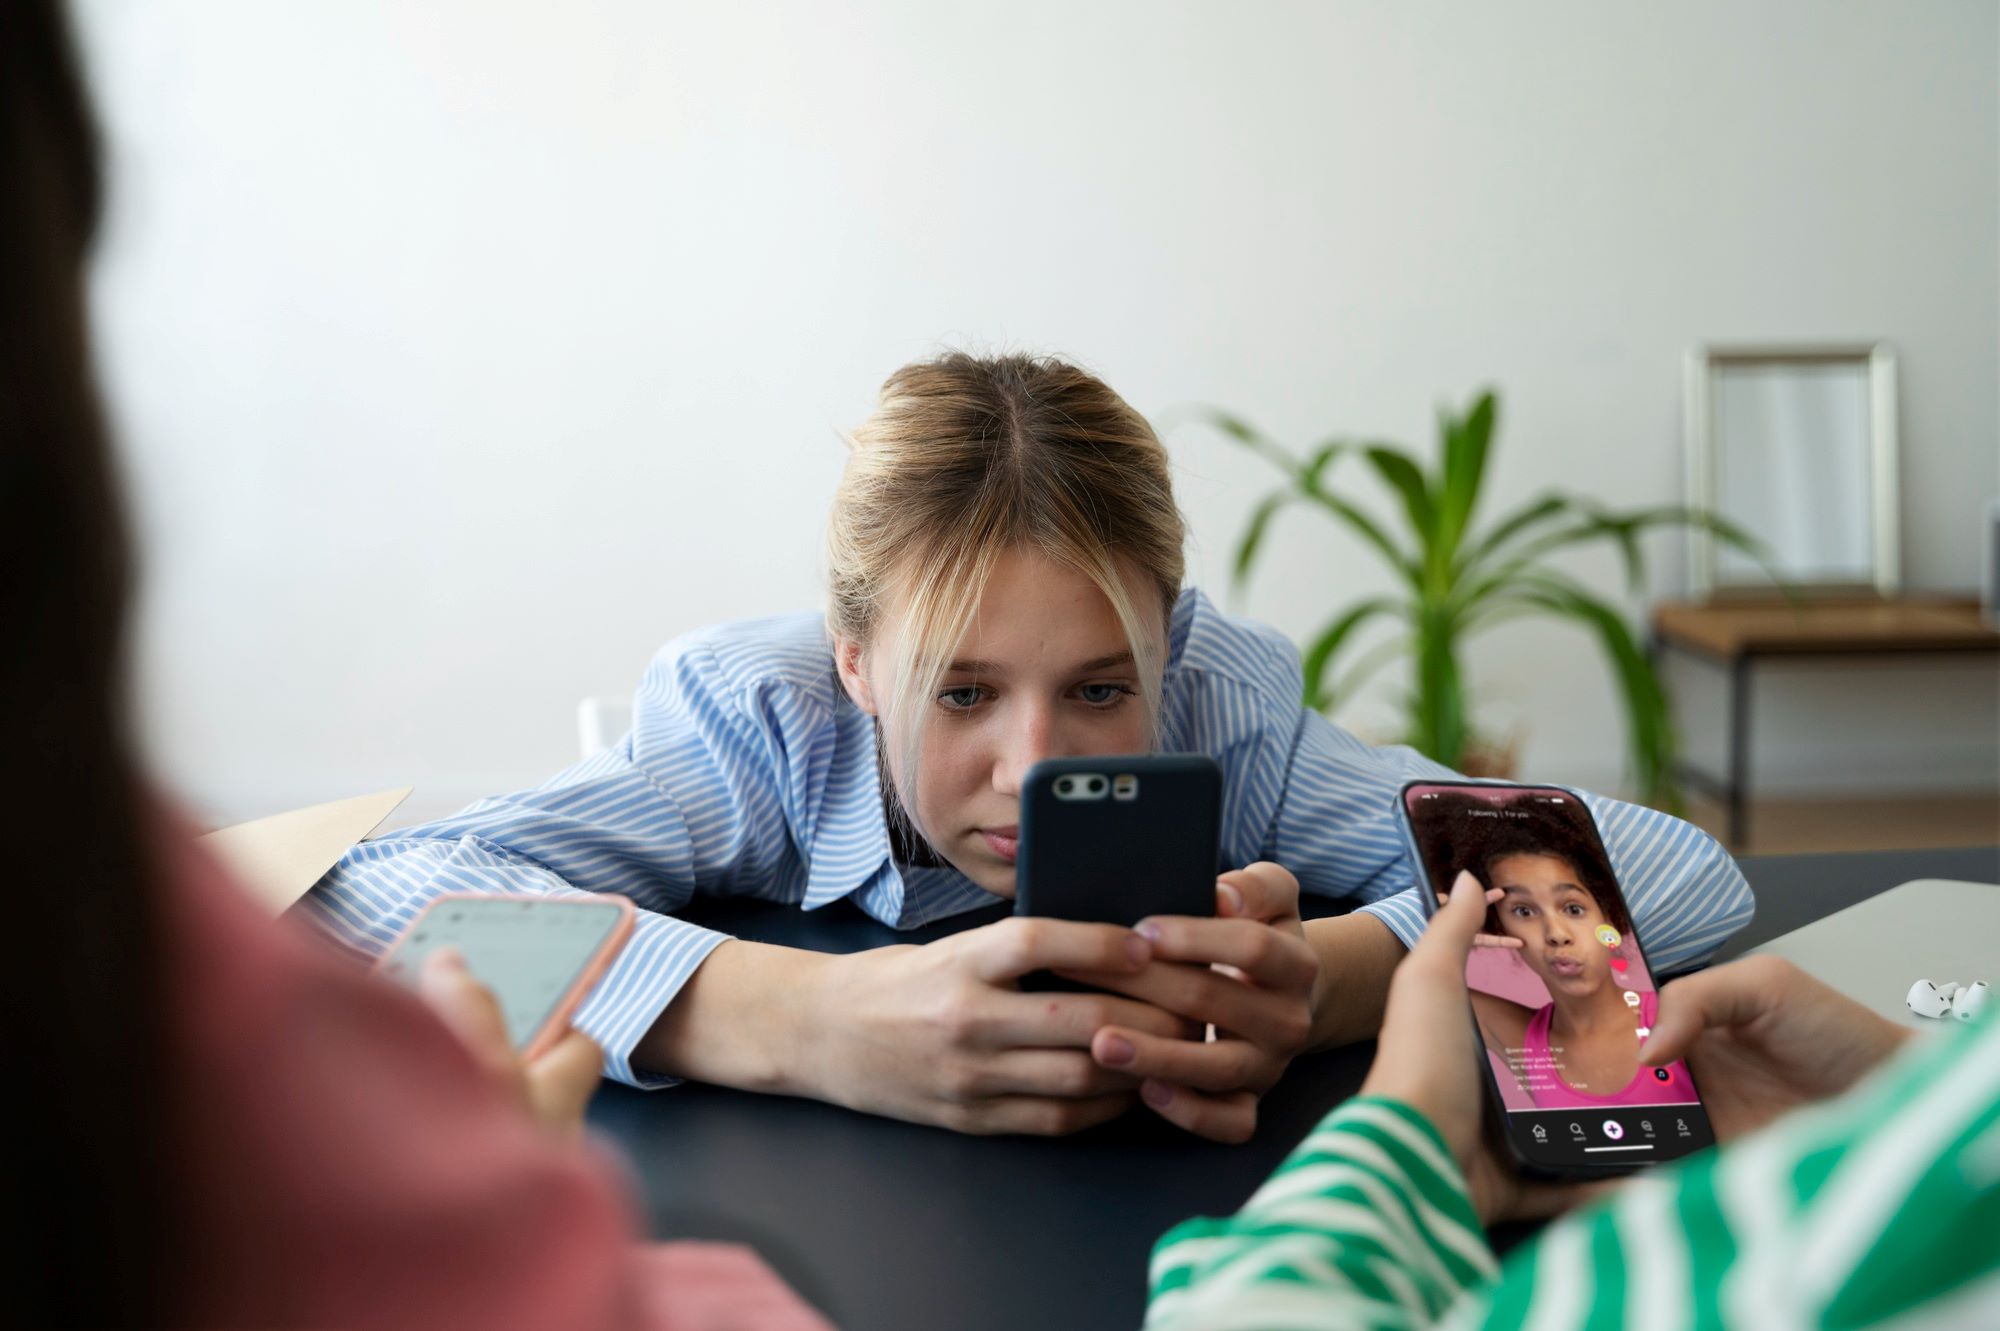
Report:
1462,1009,2000,1329
1153,1014,2000,1330
1147,1096,1496,1331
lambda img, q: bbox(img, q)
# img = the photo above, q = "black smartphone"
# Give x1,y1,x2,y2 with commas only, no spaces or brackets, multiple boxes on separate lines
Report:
1398,780,1717,1177
1015,756,1221,989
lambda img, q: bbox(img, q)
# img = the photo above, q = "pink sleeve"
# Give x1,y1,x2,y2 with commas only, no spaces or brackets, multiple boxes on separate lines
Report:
163,821,829,1331
633,1244,837,1331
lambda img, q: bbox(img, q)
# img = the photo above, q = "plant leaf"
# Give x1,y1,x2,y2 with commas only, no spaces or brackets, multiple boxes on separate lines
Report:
1436,390,1496,565
1362,446,1438,552
1197,408,1297,472
1296,473,1423,591
1325,633,1408,711
1463,502,1784,612
1495,571,1677,805
1408,603,1467,768
1459,492,1576,573
1300,438,1351,489
1231,487,1294,600
1299,598,1401,710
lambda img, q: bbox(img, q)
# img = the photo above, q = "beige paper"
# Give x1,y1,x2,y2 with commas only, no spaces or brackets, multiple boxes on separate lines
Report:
199,788,412,916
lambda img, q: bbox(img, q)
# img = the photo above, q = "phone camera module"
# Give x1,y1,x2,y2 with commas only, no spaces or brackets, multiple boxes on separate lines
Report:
1054,773,1108,801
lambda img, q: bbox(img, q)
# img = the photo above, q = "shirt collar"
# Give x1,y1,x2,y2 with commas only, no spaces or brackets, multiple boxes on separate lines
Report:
798,697,1002,928
799,698,895,913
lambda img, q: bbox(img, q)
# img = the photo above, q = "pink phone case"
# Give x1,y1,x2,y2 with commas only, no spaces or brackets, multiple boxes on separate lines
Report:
377,893,636,1061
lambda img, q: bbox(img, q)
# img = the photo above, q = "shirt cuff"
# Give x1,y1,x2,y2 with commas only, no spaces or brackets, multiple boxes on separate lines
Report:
1354,883,1427,950
569,908,732,1090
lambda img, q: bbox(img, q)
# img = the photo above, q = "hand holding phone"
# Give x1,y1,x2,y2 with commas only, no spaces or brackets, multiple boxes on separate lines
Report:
1637,953,1912,1142
1398,781,1717,1178
379,894,634,1060
1359,871,1613,1224
415,948,605,1139
1015,756,1319,1143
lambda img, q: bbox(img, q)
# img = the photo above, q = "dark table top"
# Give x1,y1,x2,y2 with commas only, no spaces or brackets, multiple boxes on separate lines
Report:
587,844,2000,1330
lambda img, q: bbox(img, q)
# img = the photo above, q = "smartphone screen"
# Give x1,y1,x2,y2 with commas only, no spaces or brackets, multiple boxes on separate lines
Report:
1401,782,1716,1171
379,896,630,1052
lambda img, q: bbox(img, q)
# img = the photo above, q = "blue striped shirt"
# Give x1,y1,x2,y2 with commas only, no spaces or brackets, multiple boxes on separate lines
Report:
300,588,1754,1089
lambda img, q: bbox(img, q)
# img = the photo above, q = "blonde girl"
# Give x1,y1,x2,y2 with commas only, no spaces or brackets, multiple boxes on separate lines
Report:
307,353,1752,1142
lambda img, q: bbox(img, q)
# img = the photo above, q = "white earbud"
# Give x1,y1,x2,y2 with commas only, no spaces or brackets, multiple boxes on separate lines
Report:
1908,980,1953,1018
1952,981,1991,1023
1937,981,1962,1001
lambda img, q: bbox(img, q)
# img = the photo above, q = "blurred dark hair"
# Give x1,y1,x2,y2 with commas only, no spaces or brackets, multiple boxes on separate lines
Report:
1,0,177,1323
1408,790,1635,941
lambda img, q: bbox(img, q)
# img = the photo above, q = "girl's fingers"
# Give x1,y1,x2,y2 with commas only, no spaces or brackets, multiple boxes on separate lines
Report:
1216,862,1301,922
524,1028,604,1137
978,989,1193,1048
963,1048,1141,1098
1640,968,1763,1065
1122,916,1318,993
1090,1025,1274,1093
1471,933,1526,949
418,949,518,1078
1411,872,1494,966
1138,1080,1258,1144
1055,961,1307,1051
966,917,1150,984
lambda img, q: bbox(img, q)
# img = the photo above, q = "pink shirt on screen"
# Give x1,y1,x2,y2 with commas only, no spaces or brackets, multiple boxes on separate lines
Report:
1519,990,1697,1109
159,815,833,1331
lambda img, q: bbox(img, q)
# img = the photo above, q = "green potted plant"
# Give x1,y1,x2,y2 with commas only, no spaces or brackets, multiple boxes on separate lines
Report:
1209,390,1764,805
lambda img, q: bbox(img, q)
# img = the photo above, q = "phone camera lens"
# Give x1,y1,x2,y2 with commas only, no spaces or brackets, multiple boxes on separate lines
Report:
1086,777,1105,794
1056,777,1075,795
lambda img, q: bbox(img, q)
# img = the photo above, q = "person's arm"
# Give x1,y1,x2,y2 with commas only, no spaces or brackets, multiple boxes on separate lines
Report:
1149,1096,1496,1331
1147,876,1549,1331
1465,989,1530,1050
176,826,834,1331
1152,880,1990,1330
297,637,805,1088
1458,968,1987,1330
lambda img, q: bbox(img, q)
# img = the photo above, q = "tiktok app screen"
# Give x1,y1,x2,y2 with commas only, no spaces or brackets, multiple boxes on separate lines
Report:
1403,782,1716,1170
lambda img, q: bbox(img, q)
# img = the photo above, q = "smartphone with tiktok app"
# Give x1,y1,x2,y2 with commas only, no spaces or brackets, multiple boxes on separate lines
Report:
1397,780,1717,1177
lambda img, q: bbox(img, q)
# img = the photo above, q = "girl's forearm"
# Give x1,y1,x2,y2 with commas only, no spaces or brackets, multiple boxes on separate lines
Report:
632,939,832,1095
1301,913,1405,1049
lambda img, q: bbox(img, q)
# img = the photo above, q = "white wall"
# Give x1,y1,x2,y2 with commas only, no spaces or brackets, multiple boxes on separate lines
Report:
74,0,2000,826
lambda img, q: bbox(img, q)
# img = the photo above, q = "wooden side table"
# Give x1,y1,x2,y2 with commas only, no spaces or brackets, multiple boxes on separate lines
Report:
1649,597,2000,849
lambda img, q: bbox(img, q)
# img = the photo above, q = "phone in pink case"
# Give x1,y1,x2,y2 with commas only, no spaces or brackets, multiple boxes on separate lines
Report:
377,893,635,1061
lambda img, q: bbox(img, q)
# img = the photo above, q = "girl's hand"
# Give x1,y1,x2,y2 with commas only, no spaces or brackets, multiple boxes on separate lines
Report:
1640,953,1913,1141
1363,872,1609,1225
1066,862,1319,1144
418,949,604,1140
800,918,1191,1135
1436,889,1526,950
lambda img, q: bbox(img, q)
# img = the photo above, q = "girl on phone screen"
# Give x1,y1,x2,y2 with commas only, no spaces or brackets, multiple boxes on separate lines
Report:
305,354,1752,1143
1451,807,1699,1109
